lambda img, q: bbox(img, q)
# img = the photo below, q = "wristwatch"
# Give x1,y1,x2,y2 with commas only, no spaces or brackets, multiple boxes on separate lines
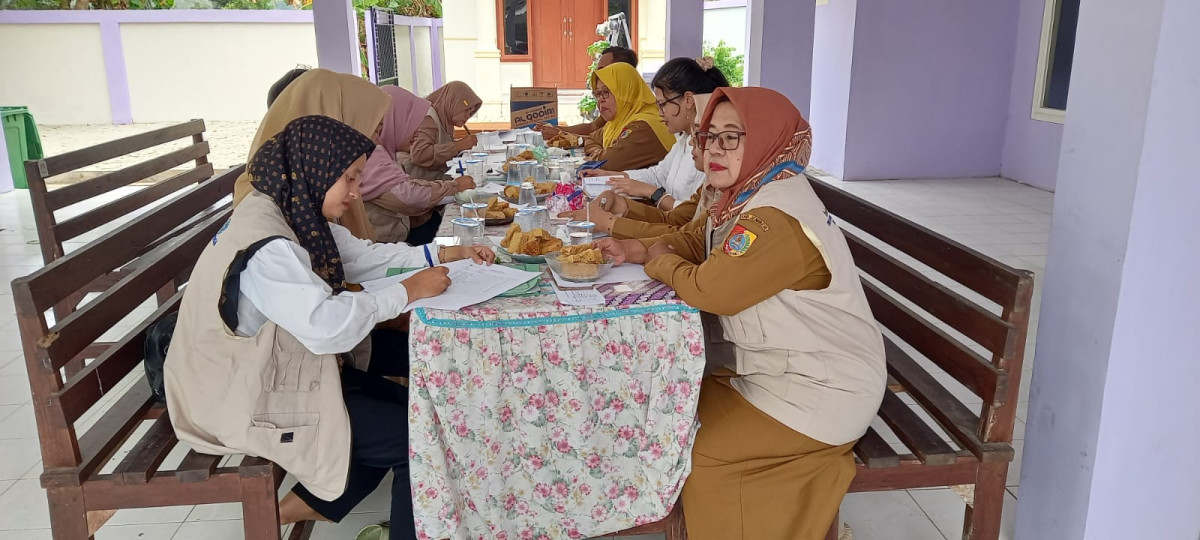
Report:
649,187,667,206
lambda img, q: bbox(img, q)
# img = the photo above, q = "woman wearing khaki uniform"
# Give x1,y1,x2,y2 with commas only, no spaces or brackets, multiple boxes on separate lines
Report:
596,87,886,539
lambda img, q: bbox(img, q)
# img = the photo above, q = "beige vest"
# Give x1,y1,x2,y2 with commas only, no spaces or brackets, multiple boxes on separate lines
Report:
165,192,352,500
705,173,887,446
400,108,452,181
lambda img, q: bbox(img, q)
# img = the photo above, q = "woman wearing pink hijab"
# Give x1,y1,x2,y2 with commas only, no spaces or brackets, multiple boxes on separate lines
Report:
361,86,475,244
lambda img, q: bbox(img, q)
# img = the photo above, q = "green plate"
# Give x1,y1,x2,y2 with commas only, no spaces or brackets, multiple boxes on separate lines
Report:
496,245,546,264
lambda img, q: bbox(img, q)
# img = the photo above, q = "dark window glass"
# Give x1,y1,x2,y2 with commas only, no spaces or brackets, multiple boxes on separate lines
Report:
502,0,529,56
607,0,633,49
1043,0,1079,111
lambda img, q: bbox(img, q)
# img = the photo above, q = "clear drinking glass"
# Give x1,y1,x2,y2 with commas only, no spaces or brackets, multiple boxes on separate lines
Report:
518,182,537,207
465,160,486,179
461,202,489,222
451,217,484,246
567,220,596,245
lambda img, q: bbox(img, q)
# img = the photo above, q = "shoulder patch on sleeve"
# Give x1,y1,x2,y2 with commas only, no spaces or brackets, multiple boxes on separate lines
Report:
738,213,771,232
723,224,757,257
619,128,633,140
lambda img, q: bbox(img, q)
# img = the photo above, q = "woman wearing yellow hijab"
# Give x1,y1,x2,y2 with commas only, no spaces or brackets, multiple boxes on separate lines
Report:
582,63,674,170
233,69,392,241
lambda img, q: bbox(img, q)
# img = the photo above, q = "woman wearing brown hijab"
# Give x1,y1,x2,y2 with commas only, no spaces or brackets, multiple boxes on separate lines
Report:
403,80,483,181
593,87,886,540
234,68,391,241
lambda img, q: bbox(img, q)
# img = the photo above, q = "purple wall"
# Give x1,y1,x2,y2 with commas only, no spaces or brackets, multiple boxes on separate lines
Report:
808,0,857,179
840,0,1020,181
1001,0,1065,191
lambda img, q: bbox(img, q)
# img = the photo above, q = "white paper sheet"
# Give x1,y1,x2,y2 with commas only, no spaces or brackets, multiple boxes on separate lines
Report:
477,183,507,195
548,263,651,288
582,175,617,198
361,259,542,311
550,281,605,306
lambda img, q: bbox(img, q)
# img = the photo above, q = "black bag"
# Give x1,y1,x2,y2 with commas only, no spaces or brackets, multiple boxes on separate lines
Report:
143,312,178,403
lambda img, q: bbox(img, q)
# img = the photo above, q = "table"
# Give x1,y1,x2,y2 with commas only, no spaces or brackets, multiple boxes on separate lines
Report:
407,247,706,539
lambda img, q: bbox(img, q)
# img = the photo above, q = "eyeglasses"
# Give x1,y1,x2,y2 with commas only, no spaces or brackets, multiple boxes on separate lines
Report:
655,94,684,116
592,88,614,102
694,130,747,151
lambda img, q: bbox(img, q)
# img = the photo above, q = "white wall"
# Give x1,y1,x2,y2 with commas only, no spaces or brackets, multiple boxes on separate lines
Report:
122,23,318,122
703,5,747,55
0,24,112,125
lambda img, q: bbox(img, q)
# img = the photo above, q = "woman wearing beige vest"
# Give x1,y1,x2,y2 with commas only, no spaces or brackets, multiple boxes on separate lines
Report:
595,88,887,539
166,116,494,538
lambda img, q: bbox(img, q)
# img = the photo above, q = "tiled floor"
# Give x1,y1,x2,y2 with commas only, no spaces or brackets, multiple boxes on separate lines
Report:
0,174,1050,539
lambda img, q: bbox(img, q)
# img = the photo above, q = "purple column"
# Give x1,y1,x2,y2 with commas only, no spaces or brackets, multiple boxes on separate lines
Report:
99,20,133,124
430,20,444,90
666,0,704,59
746,0,814,116
313,0,361,76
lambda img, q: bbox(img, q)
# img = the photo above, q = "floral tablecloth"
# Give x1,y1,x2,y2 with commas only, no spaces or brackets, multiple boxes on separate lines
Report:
408,281,706,540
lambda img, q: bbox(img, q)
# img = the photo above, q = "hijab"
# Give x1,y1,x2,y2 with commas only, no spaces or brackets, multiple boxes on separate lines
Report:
701,87,813,228
234,69,391,242
593,63,675,151
377,85,432,158
248,116,376,294
425,81,482,132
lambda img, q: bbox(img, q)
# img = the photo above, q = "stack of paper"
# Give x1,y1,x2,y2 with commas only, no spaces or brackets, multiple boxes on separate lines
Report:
361,259,542,311
582,176,617,198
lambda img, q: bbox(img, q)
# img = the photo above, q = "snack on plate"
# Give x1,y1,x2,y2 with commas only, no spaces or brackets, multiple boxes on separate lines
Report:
547,132,579,149
501,224,563,256
503,182,557,199
499,150,537,172
556,244,606,279
483,197,517,220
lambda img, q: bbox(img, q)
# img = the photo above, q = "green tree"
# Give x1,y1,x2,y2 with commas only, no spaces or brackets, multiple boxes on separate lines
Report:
703,39,745,87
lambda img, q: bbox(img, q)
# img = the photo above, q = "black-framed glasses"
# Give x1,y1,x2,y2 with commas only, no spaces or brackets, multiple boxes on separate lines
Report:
656,93,684,116
592,88,614,102
694,130,747,151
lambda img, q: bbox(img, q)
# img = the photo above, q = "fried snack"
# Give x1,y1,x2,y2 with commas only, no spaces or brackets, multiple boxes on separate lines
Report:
499,150,538,172
502,207,517,219
556,244,605,279
547,133,579,149
485,210,506,220
500,224,563,256
503,185,519,199
535,182,556,195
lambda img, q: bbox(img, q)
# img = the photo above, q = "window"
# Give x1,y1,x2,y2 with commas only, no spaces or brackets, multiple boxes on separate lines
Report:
498,0,530,59
1032,0,1080,123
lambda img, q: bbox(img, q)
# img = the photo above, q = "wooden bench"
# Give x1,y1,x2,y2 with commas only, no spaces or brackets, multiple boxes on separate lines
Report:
11,165,314,540
616,175,1034,540
23,120,214,324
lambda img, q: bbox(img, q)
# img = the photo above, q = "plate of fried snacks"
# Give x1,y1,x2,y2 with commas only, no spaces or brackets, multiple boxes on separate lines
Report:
544,244,614,283
498,223,564,263
481,197,518,225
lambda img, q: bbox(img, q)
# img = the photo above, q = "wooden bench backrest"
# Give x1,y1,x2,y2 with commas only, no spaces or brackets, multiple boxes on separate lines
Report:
10,167,240,475
807,175,1034,458
24,120,212,264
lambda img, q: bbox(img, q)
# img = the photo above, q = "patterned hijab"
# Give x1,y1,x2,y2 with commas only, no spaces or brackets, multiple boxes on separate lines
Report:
249,116,376,294
426,81,482,132
593,63,675,151
701,87,813,227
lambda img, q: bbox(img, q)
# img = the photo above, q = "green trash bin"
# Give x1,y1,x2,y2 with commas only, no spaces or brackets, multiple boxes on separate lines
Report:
2,106,44,190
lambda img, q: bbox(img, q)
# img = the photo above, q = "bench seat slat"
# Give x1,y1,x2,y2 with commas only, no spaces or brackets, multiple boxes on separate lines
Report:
863,280,1005,405
883,339,1013,463
175,451,222,483
112,413,177,485
843,229,1013,355
45,141,210,211
851,427,900,469
877,391,958,466
36,119,205,179
54,163,214,242
42,381,157,488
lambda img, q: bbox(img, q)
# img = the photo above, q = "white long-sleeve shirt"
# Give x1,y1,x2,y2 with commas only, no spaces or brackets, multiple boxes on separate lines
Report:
625,133,705,208
235,223,439,355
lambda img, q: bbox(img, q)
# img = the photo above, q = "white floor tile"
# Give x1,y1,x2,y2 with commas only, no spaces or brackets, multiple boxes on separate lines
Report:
0,404,21,425
107,505,195,527
171,520,248,540
840,491,947,540
909,487,1017,540
1007,440,1025,487
308,511,388,540
0,479,51,530
184,503,242,522
0,439,41,481
0,376,32,406
0,531,51,540
95,523,181,540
